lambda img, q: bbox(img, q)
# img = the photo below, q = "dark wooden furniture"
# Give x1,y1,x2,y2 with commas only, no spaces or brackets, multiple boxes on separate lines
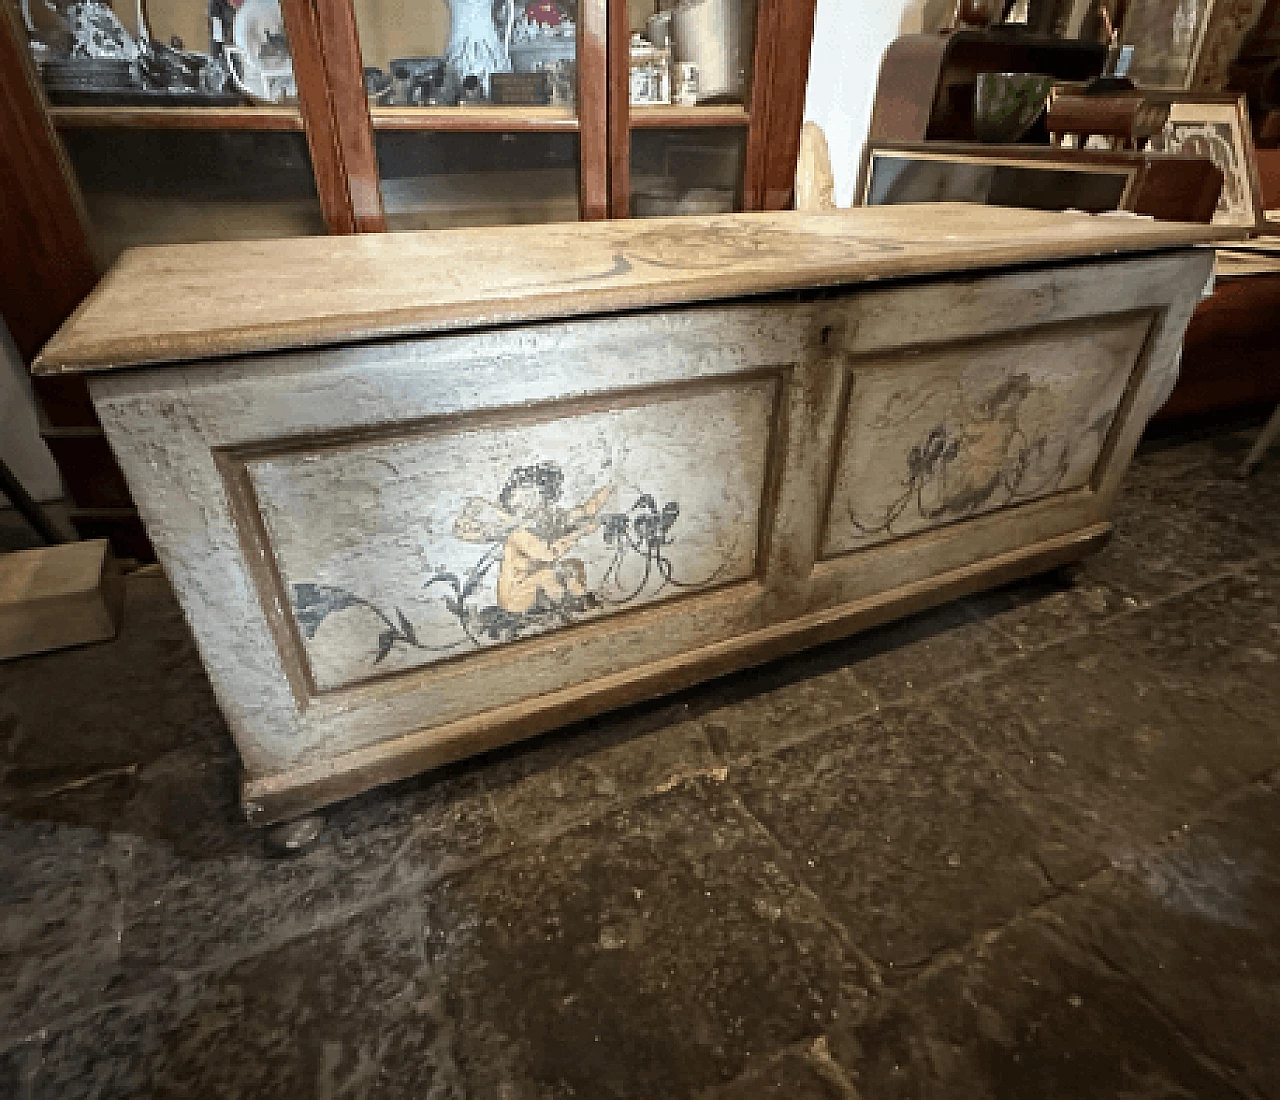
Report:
1161,272,1280,421
867,29,1106,145
1157,140,1280,422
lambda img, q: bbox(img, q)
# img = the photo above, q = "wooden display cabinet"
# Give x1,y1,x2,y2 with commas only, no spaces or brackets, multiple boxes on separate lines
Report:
0,0,816,558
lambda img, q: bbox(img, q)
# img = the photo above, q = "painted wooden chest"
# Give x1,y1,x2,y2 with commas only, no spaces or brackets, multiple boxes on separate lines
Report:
34,207,1223,824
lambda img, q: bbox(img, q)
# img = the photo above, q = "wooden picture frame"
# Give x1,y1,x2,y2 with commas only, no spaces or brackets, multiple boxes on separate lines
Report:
1147,92,1265,230
857,143,1139,209
855,141,1224,224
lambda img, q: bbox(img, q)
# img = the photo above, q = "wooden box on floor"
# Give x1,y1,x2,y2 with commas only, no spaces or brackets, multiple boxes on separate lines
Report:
33,207,1226,824
0,539,123,660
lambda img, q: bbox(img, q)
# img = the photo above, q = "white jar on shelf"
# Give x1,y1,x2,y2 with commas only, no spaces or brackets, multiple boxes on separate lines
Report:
629,35,670,106
445,0,510,97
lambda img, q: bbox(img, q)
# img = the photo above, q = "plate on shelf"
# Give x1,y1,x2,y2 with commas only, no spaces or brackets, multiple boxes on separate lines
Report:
223,0,296,103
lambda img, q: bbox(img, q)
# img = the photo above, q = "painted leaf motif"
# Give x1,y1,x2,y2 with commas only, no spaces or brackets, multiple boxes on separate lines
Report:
292,583,361,639
396,609,419,647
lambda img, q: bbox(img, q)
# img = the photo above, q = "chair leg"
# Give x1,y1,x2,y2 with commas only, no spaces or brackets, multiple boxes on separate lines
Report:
1239,403,1280,478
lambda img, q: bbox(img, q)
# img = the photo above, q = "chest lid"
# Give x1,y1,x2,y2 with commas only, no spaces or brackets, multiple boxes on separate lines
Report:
34,206,1226,376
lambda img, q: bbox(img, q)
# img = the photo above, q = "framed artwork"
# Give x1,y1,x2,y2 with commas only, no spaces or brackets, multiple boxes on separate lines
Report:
857,144,1141,211
1146,92,1265,230
1122,0,1217,89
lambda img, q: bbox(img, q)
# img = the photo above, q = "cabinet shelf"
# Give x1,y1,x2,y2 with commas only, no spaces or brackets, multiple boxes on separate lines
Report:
370,106,579,131
50,106,305,131
48,104,588,134
629,105,750,128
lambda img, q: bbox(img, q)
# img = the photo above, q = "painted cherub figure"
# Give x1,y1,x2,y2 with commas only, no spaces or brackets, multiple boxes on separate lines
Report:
453,461,614,615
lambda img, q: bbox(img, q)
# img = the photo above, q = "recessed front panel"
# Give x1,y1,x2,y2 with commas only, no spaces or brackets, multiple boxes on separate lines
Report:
821,312,1155,558
237,378,778,693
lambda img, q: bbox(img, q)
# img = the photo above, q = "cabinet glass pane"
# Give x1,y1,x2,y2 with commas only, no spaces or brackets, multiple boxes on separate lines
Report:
60,128,325,267
376,131,579,229
626,0,756,114
629,127,744,216
1121,0,1213,91
14,0,301,107
353,0,578,110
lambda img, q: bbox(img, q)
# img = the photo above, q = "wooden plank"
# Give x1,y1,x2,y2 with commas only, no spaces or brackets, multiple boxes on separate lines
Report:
241,522,1111,823
50,106,306,131
743,0,818,211
630,105,751,128
578,0,609,220
742,0,777,210
370,106,578,131
279,0,356,234
35,206,1233,376
607,0,631,218
0,540,123,660
314,0,385,232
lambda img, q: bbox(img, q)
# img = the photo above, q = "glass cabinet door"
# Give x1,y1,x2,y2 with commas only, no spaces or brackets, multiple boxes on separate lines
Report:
6,0,809,257
629,124,745,215
625,0,755,112
354,0,579,111
622,0,757,217
8,0,328,267
352,0,604,228
17,0,297,106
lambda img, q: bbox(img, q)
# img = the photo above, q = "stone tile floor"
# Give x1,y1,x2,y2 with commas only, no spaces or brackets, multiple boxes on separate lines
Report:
0,420,1277,1098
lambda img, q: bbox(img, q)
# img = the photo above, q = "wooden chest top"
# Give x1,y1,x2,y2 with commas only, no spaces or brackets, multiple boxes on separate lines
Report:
34,206,1226,376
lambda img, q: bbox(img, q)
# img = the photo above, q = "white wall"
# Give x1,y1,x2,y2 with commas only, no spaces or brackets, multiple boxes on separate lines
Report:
802,0,948,207
0,320,63,506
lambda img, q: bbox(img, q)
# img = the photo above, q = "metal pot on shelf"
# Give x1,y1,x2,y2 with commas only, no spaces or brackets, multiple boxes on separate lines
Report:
670,0,754,104
645,10,673,50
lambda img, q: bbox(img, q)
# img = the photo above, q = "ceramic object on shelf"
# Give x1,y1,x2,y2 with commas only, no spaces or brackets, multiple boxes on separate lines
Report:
646,10,673,49
365,66,393,104
671,0,750,104
509,8,576,73
389,57,446,105
224,0,296,103
445,0,510,96
973,71,1053,142
42,57,139,93
630,35,671,105
509,34,576,72
66,1,139,62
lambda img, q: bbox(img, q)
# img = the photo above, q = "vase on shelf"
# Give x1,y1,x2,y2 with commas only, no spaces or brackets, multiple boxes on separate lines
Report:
445,0,510,98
